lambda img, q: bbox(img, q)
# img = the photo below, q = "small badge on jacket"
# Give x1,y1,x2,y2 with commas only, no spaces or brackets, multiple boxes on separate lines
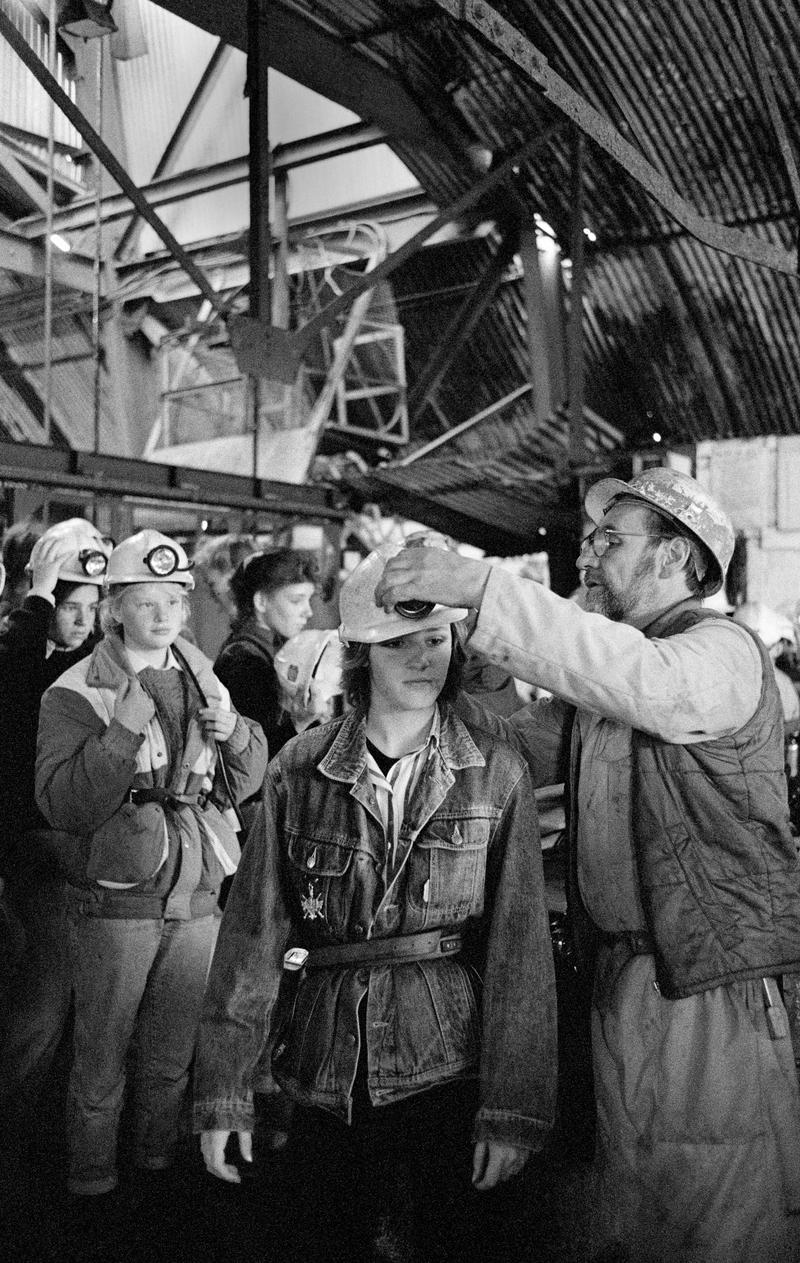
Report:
300,882,324,920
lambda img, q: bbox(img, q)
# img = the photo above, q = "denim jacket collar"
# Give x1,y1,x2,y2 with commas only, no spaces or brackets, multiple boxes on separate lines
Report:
318,703,486,788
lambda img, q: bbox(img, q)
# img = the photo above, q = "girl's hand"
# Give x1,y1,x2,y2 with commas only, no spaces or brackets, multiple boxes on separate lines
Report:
197,706,237,743
471,1140,528,1190
200,1129,252,1183
113,676,155,734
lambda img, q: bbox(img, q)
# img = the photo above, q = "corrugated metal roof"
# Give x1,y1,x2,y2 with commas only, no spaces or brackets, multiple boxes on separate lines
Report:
8,0,800,550
268,0,800,454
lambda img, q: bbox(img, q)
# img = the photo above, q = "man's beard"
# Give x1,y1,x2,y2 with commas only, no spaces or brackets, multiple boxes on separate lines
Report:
583,552,657,624
584,579,627,621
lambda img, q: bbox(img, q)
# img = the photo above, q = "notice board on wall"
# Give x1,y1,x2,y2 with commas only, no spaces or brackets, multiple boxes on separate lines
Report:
777,436,800,531
696,438,775,532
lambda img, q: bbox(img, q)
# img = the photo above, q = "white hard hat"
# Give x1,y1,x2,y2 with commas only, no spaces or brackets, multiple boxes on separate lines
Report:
275,629,343,702
106,529,195,589
27,517,112,586
338,541,468,645
585,467,735,596
731,601,795,649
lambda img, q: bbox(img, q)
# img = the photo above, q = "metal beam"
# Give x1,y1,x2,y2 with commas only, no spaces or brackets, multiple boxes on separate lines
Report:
17,156,249,237
737,0,800,237
0,227,97,293
0,8,227,315
566,129,586,465
397,383,534,466
519,227,553,425
435,0,800,276
115,39,235,260
229,126,561,383
0,439,346,520
0,124,87,193
152,0,469,163
15,124,387,239
0,139,50,215
407,230,519,416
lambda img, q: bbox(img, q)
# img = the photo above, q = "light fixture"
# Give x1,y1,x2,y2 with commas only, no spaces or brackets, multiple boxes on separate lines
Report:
50,233,71,253
583,227,597,243
652,432,662,443
56,0,117,39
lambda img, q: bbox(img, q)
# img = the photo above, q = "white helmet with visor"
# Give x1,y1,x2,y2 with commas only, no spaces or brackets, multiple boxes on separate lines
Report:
105,529,195,589
339,536,467,645
26,517,113,586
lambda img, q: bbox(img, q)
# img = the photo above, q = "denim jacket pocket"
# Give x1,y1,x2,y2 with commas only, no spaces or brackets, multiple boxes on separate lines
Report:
286,833,356,929
409,818,490,923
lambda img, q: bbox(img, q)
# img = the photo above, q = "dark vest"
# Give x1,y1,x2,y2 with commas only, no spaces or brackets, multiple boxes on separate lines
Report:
568,602,800,998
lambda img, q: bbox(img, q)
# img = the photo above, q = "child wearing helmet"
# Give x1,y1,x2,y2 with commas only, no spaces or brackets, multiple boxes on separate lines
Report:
194,541,557,1263
0,519,110,1143
34,529,268,1200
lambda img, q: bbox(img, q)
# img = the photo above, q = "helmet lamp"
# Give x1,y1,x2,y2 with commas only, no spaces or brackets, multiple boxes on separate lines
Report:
79,548,109,578
144,544,192,578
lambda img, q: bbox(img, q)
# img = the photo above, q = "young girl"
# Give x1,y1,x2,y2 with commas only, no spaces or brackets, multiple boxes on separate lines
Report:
0,519,109,1131
194,543,557,1263
214,548,320,758
35,529,268,1199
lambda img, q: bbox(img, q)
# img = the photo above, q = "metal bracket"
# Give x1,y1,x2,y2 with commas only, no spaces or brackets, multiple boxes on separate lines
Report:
435,0,799,276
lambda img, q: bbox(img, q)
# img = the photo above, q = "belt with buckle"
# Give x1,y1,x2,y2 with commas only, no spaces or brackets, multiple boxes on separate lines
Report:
305,928,463,970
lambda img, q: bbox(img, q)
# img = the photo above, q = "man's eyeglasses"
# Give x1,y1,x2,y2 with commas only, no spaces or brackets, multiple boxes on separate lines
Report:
579,528,671,558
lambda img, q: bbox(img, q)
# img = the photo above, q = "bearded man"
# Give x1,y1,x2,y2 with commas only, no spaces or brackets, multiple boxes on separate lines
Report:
376,468,800,1263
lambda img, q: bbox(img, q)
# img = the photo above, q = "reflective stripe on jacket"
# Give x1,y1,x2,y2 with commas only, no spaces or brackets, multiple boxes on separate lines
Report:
35,631,268,916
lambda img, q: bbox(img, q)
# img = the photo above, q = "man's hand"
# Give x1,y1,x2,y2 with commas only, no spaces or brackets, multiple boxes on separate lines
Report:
197,706,238,743
200,1129,253,1183
471,1140,528,1190
113,676,156,734
374,548,490,615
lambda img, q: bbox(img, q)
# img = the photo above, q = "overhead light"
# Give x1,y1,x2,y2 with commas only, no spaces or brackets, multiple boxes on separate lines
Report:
537,232,560,255
50,233,71,253
583,227,597,243
57,0,117,39
466,143,493,173
652,432,662,443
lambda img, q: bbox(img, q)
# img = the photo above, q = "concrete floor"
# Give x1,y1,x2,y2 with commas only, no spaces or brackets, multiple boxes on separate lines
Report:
2,855,597,1263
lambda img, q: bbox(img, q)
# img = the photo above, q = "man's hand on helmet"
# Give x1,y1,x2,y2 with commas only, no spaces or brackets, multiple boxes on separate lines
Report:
374,547,491,616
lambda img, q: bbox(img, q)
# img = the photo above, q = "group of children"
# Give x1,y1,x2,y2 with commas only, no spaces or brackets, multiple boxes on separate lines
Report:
0,517,557,1263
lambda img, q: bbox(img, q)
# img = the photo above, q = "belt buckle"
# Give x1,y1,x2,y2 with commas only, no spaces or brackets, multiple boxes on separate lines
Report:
439,935,460,954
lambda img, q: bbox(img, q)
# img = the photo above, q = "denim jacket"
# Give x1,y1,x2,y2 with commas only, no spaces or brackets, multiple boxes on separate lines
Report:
193,703,557,1151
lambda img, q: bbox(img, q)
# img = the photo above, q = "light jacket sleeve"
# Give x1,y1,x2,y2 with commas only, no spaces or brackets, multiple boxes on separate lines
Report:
36,684,143,834
455,689,573,789
193,769,292,1133
471,567,762,743
474,757,558,1151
